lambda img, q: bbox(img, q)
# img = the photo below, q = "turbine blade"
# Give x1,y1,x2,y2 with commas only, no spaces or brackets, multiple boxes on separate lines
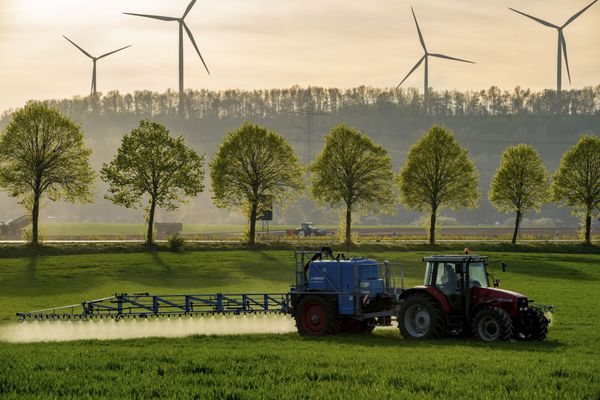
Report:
123,12,178,22
411,7,427,52
560,32,571,84
97,45,132,60
397,55,426,88
563,0,598,27
429,53,475,64
182,0,197,18
183,22,210,75
508,8,559,28
63,35,93,59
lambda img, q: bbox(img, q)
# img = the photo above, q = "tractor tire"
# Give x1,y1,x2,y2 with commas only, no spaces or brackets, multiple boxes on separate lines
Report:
398,293,445,340
472,307,513,342
514,308,549,341
295,295,339,336
298,231,305,238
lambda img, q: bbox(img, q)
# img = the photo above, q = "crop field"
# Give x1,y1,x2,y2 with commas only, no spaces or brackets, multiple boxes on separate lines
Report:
0,246,599,399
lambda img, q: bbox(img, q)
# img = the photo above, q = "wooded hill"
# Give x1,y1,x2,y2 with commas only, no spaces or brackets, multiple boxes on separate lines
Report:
1,86,599,228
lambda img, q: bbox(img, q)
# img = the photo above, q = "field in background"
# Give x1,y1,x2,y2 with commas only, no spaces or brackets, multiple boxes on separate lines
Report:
2,222,593,242
0,246,599,398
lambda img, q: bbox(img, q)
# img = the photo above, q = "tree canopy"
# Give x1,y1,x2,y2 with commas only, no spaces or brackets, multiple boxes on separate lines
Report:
398,125,479,244
489,144,549,244
0,101,94,244
552,134,600,244
310,124,394,244
210,122,304,244
100,120,204,244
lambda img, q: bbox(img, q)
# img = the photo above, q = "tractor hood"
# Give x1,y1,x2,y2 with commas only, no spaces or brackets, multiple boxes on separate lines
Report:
473,287,527,302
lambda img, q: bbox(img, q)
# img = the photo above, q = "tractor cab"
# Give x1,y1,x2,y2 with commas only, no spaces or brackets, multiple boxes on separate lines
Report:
398,252,551,342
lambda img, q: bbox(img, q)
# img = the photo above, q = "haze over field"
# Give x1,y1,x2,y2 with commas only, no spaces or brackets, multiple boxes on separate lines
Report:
1,0,599,112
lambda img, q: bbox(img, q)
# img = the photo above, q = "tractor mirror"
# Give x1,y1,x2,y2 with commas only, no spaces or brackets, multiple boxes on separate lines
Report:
502,261,507,272
494,279,501,288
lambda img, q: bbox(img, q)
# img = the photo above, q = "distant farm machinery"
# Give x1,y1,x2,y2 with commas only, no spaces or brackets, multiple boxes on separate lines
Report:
0,215,29,239
17,248,553,342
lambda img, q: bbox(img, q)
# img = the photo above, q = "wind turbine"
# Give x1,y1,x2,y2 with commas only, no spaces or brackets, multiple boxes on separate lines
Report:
397,7,474,106
509,0,598,96
124,0,210,117
63,36,131,96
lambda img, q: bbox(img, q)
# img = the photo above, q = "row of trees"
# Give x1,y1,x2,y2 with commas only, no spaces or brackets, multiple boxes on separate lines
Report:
0,102,598,246
29,86,600,120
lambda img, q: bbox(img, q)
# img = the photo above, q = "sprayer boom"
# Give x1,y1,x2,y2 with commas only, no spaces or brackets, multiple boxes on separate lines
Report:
16,292,291,321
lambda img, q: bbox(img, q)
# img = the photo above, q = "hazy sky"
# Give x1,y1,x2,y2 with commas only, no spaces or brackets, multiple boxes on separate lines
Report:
0,0,599,112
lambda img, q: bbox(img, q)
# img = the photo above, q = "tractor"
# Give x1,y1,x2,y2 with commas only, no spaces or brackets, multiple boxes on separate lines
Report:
289,248,551,341
295,222,329,238
397,253,550,341
16,247,551,343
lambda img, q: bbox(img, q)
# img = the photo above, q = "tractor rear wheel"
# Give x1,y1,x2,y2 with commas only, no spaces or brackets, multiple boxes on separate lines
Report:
398,294,445,340
295,295,338,336
514,308,549,341
472,307,513,342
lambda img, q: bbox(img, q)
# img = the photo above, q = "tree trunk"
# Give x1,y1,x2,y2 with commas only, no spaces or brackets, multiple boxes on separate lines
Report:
31,191,41,245
585,213,592,245
146,196,157,245
429,208,437,245
345,206,352,245
512,209,522,245
249,202,257,245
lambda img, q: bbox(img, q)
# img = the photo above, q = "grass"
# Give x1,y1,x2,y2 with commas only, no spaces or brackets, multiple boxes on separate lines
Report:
0,246,599,399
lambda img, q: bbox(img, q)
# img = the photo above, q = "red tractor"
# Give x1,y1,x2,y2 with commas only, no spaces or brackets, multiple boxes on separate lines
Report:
398,253,551,341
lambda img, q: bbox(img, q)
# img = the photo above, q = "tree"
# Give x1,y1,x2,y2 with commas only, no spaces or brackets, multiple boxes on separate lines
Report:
101,120,204,244
210,122,304,245
0,102,94,244
552,134,600,244
398,125,479,244
489,144,550,245
310,124,394,245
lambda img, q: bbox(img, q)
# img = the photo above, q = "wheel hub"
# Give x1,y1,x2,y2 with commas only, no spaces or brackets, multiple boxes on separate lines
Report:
478,316,500,341
302,303,327,335
404,304,431,337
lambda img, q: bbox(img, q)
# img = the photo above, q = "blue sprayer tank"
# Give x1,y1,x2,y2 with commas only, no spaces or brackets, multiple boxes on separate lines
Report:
303,258,385,315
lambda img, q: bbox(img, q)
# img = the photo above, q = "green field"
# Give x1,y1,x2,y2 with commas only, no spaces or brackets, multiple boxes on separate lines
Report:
0,246,599,399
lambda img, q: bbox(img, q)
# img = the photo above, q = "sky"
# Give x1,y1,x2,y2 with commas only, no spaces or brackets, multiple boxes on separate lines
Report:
0,0,599,112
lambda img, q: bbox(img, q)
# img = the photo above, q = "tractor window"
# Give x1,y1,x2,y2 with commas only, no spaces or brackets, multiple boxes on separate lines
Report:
468,263,490,288
423,262,435,285
435,263,460,295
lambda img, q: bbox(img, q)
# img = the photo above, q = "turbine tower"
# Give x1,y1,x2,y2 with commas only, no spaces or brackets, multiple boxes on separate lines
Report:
509,0,598,96
397,7,474,107
124,0,210,117
63,36,130,96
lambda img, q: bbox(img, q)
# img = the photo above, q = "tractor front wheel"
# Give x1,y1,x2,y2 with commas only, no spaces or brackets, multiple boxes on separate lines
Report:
295,295,338,336
398,294,445,340
472,307,513,342
514,308,549,341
